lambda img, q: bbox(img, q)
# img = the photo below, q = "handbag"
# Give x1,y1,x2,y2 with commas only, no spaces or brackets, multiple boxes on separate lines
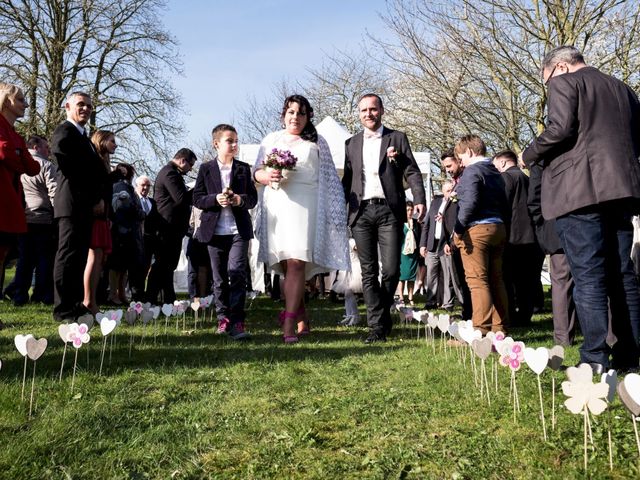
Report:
402,224,416,255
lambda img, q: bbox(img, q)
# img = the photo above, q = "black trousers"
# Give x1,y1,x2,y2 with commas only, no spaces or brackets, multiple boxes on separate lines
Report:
503,243,542,326
451,248,473,320
207,234,249,325
351,203,402,335
53,216,92,321
145,228,184,304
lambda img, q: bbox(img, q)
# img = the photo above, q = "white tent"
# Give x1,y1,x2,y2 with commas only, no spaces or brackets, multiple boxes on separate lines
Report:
316,116,351,171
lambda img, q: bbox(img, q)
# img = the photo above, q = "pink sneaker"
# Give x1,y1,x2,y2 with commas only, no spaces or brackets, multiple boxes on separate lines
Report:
216,317,230,334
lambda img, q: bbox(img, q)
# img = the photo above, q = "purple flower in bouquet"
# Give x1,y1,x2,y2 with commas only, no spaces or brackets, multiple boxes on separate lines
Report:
263,148,298,171
262,148,298,190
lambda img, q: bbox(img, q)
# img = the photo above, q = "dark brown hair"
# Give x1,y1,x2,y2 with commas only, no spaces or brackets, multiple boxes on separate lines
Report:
281,94,317,143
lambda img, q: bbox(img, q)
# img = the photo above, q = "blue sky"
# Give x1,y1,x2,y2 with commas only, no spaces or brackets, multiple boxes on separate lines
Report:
164,0,393,144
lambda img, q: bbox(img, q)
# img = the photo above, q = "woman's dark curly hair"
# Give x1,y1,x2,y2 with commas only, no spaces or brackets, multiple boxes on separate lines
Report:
280,94,317,143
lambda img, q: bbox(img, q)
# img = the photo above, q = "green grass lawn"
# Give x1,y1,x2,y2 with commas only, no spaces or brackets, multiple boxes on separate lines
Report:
1,290,639,479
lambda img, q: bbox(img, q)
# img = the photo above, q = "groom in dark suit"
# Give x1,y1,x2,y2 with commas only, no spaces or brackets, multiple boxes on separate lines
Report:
52,91,107,321
523,46,640,372
342,94,426,343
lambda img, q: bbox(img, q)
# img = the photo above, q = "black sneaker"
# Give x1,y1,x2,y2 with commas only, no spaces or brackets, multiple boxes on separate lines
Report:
228,322,250,340
364,332,387,344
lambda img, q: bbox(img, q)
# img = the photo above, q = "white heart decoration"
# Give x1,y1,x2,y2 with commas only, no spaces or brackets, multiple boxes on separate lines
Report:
472,337,493,359
524,347,549,375
14,334,34,356
458,325,479,345
58,324,71,343
26,337,48,361
601,369,618,403
65,323,79,342
437,314,450,333
100,318,117,336
427,313,437,329
413,310,425,323
191,301,200,312
447,322,459,338
624,373,640,407
161,304,173,317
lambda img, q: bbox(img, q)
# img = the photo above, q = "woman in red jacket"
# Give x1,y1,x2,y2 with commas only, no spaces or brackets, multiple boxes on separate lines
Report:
0,83,40,284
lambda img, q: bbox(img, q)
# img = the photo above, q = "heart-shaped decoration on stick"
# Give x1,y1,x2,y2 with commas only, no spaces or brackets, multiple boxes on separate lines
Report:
25,337,47,361
472,337,493,360
141,310,154,325
547,345,565,371
437,314,450,334
104,309,123,325
524,347,549,375
427,312,437,329
125,309,137,325
161,304,173,317
78,313,94,330
58,324,71,343
14,334,34,356
619,373,640,416
601,369,618,403
460,326,482,345
100,318,117,336
447,322,459,339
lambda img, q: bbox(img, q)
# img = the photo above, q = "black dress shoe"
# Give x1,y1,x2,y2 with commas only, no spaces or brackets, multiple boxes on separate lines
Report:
364,333,387,344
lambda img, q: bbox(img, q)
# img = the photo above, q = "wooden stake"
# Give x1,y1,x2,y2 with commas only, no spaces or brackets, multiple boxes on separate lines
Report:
21,355,27,401
28,360,37,418
71,348,79,394
537,375,547,441
59,343,68,382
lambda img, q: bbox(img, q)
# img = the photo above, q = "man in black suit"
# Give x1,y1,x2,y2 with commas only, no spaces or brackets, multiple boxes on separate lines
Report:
493,150,543,326
129,175,160,300
420,181,456,310
145,148,197,304
523,46,640,372
342,93,426,342
52,92,107,321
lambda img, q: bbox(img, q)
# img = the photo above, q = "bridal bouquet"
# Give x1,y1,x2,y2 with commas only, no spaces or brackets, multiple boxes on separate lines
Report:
263,148,298,190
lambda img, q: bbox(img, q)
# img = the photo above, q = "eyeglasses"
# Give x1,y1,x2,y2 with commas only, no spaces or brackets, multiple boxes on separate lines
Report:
544,64,558,86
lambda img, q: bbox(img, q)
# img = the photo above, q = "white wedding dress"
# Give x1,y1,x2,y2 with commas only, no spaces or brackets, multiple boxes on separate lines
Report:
264,134,321,277
254,130,351,280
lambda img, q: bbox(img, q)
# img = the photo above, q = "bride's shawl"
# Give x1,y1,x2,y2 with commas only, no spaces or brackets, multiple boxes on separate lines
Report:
253,130,350,273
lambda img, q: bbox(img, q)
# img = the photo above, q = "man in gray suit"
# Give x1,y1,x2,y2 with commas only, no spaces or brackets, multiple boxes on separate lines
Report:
523,46,640,372
342,93,426,343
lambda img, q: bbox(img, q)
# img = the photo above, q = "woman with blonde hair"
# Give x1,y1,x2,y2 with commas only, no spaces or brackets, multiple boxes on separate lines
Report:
0,83,40,321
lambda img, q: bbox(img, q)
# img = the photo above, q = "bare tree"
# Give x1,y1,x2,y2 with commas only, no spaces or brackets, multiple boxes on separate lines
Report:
377,0,640,155
0,0,183,169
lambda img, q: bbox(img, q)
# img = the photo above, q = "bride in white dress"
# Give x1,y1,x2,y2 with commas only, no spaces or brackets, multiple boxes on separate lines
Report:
253,95,349,343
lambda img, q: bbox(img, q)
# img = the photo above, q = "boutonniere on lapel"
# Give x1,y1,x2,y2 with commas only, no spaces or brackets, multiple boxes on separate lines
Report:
386,146,398,165
450,191,458,203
